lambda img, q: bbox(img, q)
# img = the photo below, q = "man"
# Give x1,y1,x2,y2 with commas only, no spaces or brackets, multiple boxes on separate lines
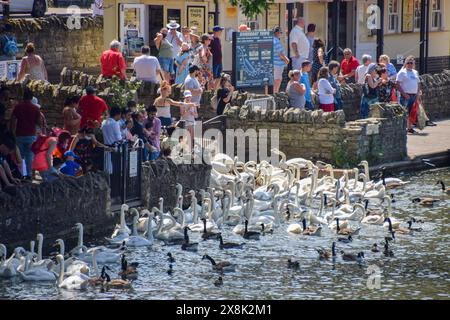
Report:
396,56,421,134
238,24,251,32
10,88,42,180
133,45,161,84
306,23,316,63
62,96,81,135
144,105,161,152
184,65,203,106
209,25,224,90
100,40,127,80
300,61,314,111
355,54,372,84
166,21,183,75
272,26,289,93
101,106,122,146
78,86,109,129
289,17,310,71
340,48,359,84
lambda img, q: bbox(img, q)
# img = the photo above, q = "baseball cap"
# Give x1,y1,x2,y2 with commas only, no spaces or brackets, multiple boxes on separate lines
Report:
213,25,224,32
367,63,377,74
85,86,97,94
273,26,282,33
183,90,192,98
64,151,79,159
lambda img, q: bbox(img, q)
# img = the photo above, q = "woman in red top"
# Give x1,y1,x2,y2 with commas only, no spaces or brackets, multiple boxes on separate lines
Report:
32,130,58,182
78,86,109,129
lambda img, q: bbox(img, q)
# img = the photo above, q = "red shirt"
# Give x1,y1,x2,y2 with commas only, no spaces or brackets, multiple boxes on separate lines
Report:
341,56,360,76
100,49,127,79
12,101,41,137
78,95,109,128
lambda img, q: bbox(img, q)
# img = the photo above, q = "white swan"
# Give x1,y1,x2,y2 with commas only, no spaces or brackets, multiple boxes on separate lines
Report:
18,253,57,281
188,198,218,233
124,209,154,247
153,208,184,241
56,255,90,290
108,204,131,243
0,244,22,278
54,239,90,276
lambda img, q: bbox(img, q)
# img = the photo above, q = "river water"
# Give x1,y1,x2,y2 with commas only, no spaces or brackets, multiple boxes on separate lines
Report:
1,168,449,300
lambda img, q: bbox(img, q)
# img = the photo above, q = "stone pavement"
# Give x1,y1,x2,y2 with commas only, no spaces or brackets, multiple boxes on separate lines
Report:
407,118,450,159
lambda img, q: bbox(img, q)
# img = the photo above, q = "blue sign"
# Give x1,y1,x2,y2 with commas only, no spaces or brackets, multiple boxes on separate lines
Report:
232,31,274,88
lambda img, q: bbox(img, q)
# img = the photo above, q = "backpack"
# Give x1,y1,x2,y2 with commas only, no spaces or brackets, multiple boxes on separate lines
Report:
3,36,18,57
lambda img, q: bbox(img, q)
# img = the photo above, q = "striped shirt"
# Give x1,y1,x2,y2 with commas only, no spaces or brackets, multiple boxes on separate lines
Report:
273,37,286,67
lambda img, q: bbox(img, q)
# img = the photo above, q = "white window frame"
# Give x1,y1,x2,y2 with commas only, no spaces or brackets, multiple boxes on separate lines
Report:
430,0,442,30
387,0,400,33
413,0,421,32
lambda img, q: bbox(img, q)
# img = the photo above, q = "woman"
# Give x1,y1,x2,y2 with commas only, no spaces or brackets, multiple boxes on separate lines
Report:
32,129,57,182
189,29,202,67
17,43,48,82
154,28,174,82
62,96,81,135
216,74,234,115
179,90,199,146
199,34,213,89
328,61,343,110
52,129,72,161
379,54,397,80
377,64,397,103
286,70,306,109
153,81,187,127
175,43,190,85
317,67,336,112
69,126,108,172
311,38,325,84
360,63,381,119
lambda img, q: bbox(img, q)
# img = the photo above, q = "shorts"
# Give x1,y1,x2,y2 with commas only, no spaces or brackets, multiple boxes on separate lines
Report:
213,63,223,79
320,103,335,112
274,66,285,80
158,57,174,74
399,94,417,115
159,116,172,127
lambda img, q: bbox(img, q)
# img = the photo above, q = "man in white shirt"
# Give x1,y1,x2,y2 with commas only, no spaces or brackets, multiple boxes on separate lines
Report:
355,54,372,84
184,65,203,106
101,107,123,146
133,46,161,83
289,18,310,71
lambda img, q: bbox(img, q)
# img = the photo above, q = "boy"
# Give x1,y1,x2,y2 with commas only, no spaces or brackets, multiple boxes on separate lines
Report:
300,61,314,111
59,150,82,177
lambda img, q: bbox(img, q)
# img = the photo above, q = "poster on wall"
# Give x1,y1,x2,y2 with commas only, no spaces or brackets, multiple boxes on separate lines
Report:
266,4,280,30
208,13,215,33
187,6,206,34
167,9,181,27
232,31,274,89
0,60,21,80
402,0,414,32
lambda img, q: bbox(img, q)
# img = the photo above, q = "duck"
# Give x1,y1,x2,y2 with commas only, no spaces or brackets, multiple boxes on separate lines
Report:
341,251,365,262
202,255,235,273
167,252,175,263
181,227,199,252
371,244,380,253
301,218,322,236
124,209,153,247
338,235,353,243
101,269,132,290
335,218,360,236
287,259,300,270
218,234,244,250
436,180,450,195
243,220,260,240
118,254,138,280
412,197,439,206
214,276,223,287
316,242,337,260
56,255,90,290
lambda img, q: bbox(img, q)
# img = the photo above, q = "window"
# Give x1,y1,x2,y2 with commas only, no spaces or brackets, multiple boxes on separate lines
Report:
413,0,421,31
388,0,399,32
431,0,442,30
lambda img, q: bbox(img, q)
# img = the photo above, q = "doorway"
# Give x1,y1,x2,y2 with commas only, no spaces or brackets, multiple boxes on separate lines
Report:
327,1,355,61
148,5,164,56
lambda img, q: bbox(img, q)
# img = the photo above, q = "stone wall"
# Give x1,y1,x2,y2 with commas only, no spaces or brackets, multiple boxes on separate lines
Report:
0,172,114,254
0,16,103,81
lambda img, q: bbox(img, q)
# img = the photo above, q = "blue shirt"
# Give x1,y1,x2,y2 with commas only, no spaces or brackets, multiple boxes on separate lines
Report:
387,63,397,78
273,37,286,67
329,75,342,100
300,72,312,102
59,160,81,176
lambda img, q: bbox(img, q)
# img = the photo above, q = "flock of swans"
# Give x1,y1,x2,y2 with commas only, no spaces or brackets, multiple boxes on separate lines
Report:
1,149,447,292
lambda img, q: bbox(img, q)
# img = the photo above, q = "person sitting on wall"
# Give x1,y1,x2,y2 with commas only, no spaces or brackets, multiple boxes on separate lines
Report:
78,86,109,129
59,150,82,177
63,96,81,136
31,127,58,182
100,40,127,80
340,48,359,84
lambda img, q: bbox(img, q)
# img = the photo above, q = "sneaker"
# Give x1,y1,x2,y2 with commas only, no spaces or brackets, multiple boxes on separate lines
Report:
408,129,417,134
426,120,437,127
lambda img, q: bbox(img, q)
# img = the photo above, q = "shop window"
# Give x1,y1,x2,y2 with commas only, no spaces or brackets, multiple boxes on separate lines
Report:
431,0,442,30
413,0,421,31
388,0,399,32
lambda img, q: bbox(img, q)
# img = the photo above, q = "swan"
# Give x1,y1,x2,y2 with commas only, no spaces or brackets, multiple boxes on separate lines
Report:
53,239,90,276
32,233,54,268
363,185,386,201
137,209,157,233
108,204,131,243
56,255,90,290
325,199,350,230
123,209,153,247
382,196,402,229
188,198,218,233
18,253,57,281
0,244,22,278
153,208,184,242
359,160,370,179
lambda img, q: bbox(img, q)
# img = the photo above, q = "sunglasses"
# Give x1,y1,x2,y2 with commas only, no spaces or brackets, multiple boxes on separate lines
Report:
406,61,414,65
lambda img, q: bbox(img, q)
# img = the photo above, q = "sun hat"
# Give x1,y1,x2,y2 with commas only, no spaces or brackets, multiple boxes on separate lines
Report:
183,90,192,98
167,20,180,30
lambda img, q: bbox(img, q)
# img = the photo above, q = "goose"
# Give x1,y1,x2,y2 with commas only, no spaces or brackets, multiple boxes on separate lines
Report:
243,220,260,240
202,255,235,273
335,218,360,236
124,209,153,247
108,204,131,242
181,227,199,252
338,235,353,243
201,218,220,240
214,276,223,287
383,241,394,257
436,180,450,194
382,196,402,229
341,251,365,262
118,255,138,280
167,253,175,263
56,254,91,290
407,220,423,232
218,234,244,250
167,264,173,276
54,239,90,276
18,253,57,281
317,242,337,260
412,197,439,206
301,218,322,236
384,218,410,235
101,268,132,290
287,259,300,270
371,244,380,253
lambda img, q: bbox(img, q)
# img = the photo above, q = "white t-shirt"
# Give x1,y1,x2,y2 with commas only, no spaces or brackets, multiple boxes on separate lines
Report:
396,68,419,94
101,118,122,145
184,75,202,105
318,78,335,104
289,25,310,60
133,55,161,83
356,64,369,84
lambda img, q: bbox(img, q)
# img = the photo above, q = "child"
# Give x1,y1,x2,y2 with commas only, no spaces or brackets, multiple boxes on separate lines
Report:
59,150,82,177
300,61,314,111
143,121,159,160
179,90,198,146
328,61,343,110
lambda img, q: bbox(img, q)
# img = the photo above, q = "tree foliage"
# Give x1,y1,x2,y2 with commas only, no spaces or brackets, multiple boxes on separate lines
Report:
229,0,274,19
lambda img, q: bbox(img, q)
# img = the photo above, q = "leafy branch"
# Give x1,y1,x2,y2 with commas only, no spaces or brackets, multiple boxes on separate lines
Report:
228,0,274,19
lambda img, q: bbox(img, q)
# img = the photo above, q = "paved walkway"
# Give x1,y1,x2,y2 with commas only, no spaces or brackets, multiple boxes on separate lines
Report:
407,118,450,159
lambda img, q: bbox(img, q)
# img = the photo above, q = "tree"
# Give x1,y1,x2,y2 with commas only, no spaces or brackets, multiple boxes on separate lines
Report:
229,0,274,19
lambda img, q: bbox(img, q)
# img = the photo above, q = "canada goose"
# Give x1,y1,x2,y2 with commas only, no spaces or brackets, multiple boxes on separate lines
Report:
412,197,439,206
316,242,336,260
383,241,394,257
384,218,410,235
214,276,223,287
371,244,380,253
338,235,353,243
201,218,220,240
260,223,273,235
287,259,300,270
202,255,235,272
436,180,450,195
385,232,396,242
118,255,138,280
218,234,244,250
167,252,175,263
407,220,423,232
167,264,173,276
87,266,108,287
243,220,261,240
341,251,365,262
102,269,132,290
181,227,199,252
335,218,360,236
301,218,322,236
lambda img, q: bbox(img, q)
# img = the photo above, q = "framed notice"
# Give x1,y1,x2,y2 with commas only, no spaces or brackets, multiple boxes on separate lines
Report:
266,4,280,30
187,6,206,34
208,12,215,33
402,0,414,33
0,60,21,80
129,150,138,178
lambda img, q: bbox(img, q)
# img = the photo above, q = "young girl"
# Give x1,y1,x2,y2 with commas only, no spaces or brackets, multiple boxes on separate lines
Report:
179,90,199,146
317,67,336,112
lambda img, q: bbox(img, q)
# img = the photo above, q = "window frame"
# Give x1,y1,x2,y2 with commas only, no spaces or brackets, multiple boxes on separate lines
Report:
430,0,442,31
387,0,400,33
413,0,421,32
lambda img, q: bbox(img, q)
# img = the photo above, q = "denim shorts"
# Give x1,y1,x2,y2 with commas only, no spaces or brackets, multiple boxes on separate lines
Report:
400,94,417,115
212,63,223,79
158,57,174,74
